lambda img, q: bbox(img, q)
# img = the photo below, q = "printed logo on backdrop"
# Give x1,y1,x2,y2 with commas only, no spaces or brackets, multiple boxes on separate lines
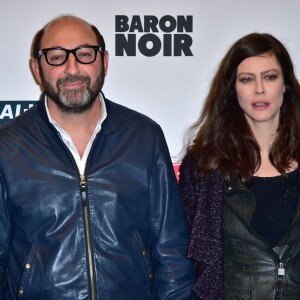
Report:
172,162,181,182
0,101,36,125
115,15,193,57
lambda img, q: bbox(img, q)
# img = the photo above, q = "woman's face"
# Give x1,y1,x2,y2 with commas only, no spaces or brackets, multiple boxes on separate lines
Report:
235,53,285,130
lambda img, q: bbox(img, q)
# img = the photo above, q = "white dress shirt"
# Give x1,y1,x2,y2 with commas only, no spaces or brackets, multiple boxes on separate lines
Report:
45,94,107,175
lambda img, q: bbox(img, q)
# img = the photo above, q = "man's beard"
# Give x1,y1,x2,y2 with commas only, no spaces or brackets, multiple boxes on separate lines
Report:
41,69,105,114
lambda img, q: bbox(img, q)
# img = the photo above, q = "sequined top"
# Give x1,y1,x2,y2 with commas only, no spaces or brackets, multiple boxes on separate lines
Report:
250,170,299,246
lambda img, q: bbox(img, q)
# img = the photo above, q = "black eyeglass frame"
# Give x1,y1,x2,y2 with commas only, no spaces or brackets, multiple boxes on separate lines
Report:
38,45,104,66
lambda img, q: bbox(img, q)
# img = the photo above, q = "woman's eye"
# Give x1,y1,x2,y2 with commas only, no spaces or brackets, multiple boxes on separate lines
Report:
265,74,278,81
239,77,253,84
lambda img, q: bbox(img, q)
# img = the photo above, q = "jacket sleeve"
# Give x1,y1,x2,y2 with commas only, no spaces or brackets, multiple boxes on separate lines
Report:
178,152,199,231
0,174,10,298
178,154,225,299
148,126,195,300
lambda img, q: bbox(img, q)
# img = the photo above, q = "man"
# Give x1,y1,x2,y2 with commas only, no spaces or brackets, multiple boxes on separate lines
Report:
0,15,195,299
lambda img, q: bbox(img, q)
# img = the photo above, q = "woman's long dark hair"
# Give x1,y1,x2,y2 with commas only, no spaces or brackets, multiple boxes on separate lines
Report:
187,33,300,184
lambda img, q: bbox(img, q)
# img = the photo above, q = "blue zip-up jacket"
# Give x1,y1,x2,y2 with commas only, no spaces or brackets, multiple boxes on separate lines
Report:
0,94,195,299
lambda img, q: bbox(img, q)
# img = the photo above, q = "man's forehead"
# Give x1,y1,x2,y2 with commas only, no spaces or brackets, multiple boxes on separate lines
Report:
41,17,96,47
44,17,91,35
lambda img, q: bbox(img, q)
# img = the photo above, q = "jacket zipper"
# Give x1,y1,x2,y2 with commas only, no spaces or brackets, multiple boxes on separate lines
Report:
275,261,285,299
80,174,97,300
55,131,99,299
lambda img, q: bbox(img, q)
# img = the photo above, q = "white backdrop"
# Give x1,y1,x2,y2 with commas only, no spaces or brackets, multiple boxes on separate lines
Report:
1,0,300,160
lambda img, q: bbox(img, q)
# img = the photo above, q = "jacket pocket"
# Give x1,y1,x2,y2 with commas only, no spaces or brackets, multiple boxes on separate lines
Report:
16,243,37,299
134,231,154,282
225,288,252,300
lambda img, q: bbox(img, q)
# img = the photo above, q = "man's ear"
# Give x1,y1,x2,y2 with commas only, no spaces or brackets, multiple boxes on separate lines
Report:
30,58,42,85
103,50,109,76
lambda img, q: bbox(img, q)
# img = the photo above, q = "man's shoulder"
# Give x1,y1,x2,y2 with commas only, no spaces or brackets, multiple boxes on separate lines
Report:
104,98,160,129
0,104,37,135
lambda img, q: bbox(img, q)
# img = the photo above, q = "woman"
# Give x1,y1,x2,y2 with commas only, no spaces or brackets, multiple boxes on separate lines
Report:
179,33,300,299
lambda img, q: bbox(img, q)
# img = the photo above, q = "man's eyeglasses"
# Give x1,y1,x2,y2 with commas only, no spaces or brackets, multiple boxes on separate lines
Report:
38,46,103,66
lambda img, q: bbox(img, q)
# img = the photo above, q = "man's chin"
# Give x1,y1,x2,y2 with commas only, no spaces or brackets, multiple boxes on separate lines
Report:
57,103,92,114
61,88,86,99
57,95,96,114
